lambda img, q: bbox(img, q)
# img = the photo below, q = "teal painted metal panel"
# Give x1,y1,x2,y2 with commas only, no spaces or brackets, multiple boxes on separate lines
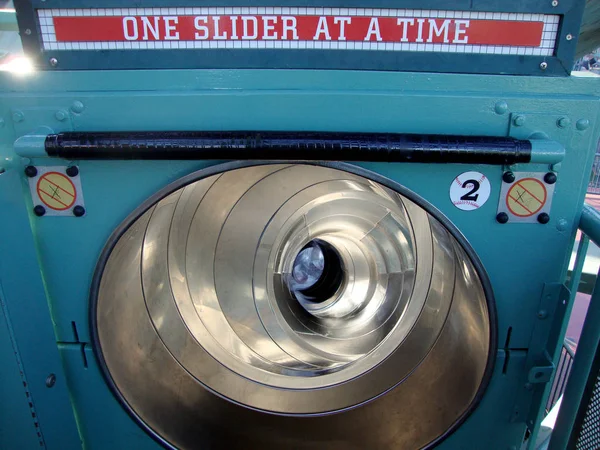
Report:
0,294,43,450
0,168,81,449
0,68,598,448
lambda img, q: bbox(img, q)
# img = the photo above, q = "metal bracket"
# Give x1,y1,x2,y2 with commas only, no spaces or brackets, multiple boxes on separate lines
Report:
510,282,570,429
527,351,555,384
508,113,572,173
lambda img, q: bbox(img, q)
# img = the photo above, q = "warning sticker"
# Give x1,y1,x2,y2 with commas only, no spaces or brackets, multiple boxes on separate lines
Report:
498,172,554,223
37,172,77,211
506,178,547,217
28,166,85,217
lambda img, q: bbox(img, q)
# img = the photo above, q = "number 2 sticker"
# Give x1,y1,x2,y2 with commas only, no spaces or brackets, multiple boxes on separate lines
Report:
449,171,491,211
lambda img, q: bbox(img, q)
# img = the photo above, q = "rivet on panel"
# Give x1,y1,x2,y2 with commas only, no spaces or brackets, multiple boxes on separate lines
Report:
34,205,46,217
540,61,548,70
70,101,85,114
557,117,571,128
537,213,550,224
49,57,58,67
55,110,68,122
544,172,557,184
24,165,37,178
551,0,558,6
73,205,86,217
513,115,526,127
566,34,573,41
45,373,56,388
502,171,515,183
576,119,590,131
12,111,24,123
496,212,509,224
66,166,79,177
24,29,32,35
494,101,508,115
556,219,568,231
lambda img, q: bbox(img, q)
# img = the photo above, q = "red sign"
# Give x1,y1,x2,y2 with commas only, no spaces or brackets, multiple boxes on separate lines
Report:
53,15,543,46
38,8,558,56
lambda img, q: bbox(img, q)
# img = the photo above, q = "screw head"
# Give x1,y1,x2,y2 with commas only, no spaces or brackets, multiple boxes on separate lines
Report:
70,101,84,114
24,165,37,178
557,218,568,231
45,373,56,388
566,34,573,41
557,117,571,128
540,61,548,70
552,0,558,5
577,119,590,131
494,101,508,115
513,115,526,127
503,171,516,183
49,57,58,67
66,166,79,177
12,111,24,123
33,205,46,217
538,213,550,224
544,172,557,184
24,28,32,35
73,205,85,217
55,110,67,122
496,212,509,224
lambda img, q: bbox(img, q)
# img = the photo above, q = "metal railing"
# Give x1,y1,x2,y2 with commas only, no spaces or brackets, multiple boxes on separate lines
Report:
548,205,600,449
546,340,576,413
587,153,600,193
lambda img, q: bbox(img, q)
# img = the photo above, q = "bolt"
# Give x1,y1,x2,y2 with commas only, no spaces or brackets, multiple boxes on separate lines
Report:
70,101,84,114
513,115,526,127
33,205,46,217
566,34,573,41
73,205,85,217
557,117,571,128
576,119,590,131
503,171,516,183
55,110,67,122
24,165,37,178
12,111,24,123
538,213,550,224
557,218,568,231
49,57,58,67
537,310,548,319
66,166,79,177
552,0,558,5
540,61,548,70
494,101,508,115
497,212,509,224
45,373,56,388
544,172,557,184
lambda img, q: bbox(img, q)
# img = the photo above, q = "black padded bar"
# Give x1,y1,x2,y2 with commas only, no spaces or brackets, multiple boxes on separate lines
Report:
45,131,532,164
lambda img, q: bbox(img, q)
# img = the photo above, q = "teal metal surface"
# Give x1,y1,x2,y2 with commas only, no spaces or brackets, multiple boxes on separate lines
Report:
0,166,81,449
550,205,600,449
0,288,44,449
0,64,599,447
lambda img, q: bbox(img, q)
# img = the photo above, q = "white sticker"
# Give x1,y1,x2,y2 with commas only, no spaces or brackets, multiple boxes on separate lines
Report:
450,171,491,211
